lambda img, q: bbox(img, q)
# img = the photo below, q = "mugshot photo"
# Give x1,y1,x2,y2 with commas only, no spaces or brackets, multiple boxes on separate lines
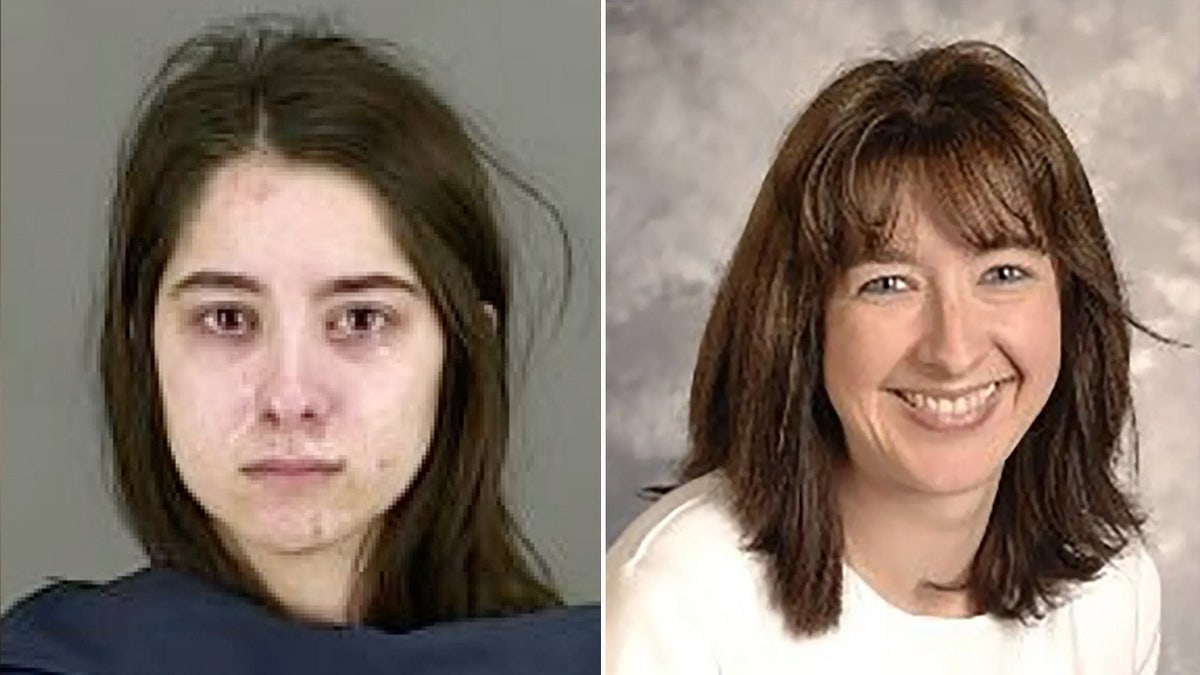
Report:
606,0,1198,673
0,0,599,672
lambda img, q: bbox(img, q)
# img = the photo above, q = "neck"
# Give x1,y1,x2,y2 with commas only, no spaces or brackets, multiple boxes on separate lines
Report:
221,528,374,625
836,466,999,618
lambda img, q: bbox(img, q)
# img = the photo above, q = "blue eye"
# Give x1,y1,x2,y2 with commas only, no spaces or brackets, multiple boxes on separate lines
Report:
858,275,913,296
982,264,1031,285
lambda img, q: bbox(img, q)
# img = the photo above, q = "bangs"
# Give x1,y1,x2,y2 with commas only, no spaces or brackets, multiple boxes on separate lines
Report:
830,109,1051,267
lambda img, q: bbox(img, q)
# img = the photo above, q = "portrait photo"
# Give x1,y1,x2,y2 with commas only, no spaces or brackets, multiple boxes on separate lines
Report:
606,0,1198,673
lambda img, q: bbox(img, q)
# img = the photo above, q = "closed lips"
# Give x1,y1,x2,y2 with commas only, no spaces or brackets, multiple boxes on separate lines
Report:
241,458,345,475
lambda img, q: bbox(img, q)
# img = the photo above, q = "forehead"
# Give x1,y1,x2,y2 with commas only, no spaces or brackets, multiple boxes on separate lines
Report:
168,155,414,281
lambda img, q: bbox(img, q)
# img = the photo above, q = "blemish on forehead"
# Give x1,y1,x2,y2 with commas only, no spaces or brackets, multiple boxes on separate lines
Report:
224,162,281,205
195,155,285,217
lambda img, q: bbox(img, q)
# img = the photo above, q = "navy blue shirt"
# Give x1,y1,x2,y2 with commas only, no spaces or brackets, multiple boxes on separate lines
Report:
1,568,599,674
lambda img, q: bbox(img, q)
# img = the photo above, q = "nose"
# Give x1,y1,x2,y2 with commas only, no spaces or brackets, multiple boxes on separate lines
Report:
914,286,987,377
256,328,332,430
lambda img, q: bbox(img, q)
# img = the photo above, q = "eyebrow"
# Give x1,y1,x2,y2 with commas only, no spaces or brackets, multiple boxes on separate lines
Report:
167,271,423,299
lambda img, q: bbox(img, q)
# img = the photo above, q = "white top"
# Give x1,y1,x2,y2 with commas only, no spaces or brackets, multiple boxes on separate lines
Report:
606,473,1161,675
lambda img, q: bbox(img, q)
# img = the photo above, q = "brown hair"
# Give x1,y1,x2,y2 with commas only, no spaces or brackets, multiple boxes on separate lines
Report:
685,40,1170,635
100,13,565,631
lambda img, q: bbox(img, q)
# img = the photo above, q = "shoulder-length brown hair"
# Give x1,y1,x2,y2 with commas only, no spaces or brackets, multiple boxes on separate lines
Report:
685,40,1169,635
100,14,565,631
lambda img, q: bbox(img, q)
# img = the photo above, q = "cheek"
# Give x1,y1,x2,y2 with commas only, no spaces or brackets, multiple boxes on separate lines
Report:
368,372,441,435
154,334,254,463
343,374,441,513
351,342,445,468
1002,294,1062,386
823,307,910,407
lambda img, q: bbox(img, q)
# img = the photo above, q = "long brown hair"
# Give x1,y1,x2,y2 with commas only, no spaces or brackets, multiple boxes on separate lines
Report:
100,13,564,631
685,40,1169,635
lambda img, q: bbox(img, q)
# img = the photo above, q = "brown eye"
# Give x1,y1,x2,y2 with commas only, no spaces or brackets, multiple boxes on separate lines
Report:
328,306,393,341
200,306,256,337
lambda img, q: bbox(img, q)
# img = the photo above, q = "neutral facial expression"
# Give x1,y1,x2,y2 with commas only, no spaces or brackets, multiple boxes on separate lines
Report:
152,155,446,561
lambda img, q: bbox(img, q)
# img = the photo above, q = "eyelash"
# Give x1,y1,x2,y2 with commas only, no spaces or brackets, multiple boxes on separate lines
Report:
196,305,257,338
857,264,1034,296
326,306,397,341
192,305,398,341
980,264,1032,285
858,275,913,295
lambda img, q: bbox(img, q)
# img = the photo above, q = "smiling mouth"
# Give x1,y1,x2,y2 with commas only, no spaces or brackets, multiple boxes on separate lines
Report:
888,377,1017,430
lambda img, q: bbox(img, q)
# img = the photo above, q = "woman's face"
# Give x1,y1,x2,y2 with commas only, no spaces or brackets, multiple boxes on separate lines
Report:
823,198,1061,497
152,155,445,561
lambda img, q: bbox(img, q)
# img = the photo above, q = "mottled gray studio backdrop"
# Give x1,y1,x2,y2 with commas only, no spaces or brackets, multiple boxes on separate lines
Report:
606,0,1200,671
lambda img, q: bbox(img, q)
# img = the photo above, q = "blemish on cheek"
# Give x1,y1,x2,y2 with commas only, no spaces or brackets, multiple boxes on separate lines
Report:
308,513,325,540
375,456,395,472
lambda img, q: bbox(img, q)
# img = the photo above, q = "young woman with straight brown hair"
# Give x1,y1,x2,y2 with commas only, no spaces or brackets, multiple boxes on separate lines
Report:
2,14,596,675
608,40,1164,674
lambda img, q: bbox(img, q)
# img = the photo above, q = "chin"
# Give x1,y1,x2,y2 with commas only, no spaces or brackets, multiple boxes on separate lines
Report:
912,470,1002,497
235,509,361,556
900,447,1009,497
257,531,333,555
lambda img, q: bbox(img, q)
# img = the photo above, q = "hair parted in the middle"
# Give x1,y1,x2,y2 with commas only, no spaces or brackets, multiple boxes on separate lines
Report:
101,14,565,632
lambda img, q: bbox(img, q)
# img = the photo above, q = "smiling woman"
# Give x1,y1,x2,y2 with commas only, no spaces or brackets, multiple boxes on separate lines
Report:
0,12,596,675
607,40,1167,674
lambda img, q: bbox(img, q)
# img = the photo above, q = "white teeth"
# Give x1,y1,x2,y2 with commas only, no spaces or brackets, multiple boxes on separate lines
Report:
967,389,983,409
898,380,1003,417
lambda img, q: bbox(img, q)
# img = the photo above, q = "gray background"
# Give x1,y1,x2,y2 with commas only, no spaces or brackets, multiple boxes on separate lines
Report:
606,0,1199,671
0,1,599,608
